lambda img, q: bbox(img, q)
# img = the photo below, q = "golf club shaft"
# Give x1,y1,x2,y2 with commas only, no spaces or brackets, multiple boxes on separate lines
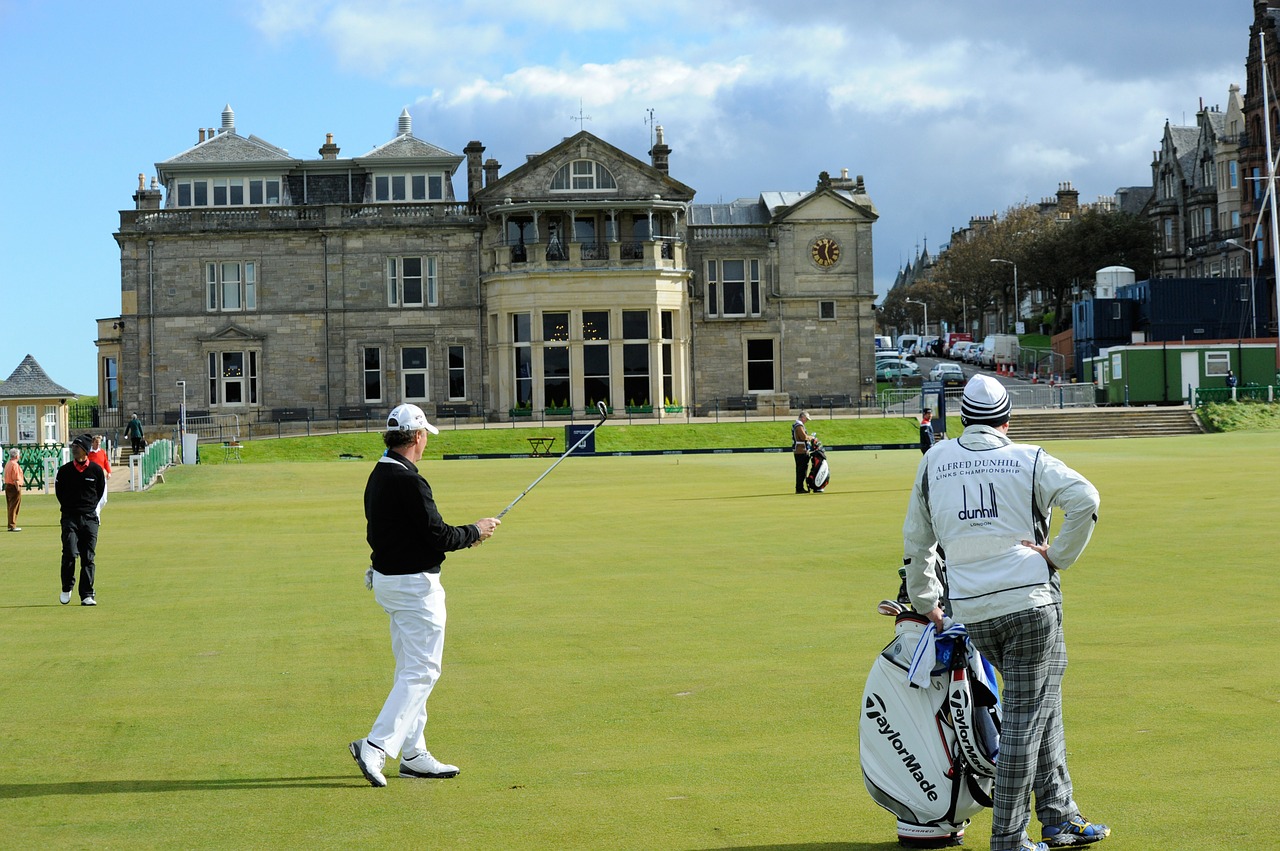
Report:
497,402,608,519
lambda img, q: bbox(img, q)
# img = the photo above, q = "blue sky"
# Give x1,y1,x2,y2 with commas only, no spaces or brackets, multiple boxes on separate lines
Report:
0,0,1251,393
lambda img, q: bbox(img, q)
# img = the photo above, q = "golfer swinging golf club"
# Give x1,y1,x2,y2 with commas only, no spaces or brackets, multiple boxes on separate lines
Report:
901,375,1110,851
350,403,500,787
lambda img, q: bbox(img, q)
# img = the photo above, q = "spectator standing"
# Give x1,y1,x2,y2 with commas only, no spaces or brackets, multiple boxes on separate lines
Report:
4,448,22,532
55,435,106,606
349,403,500,787
902,375,1110,851
87,435,112,518
919,408,936,454
791,411,812,494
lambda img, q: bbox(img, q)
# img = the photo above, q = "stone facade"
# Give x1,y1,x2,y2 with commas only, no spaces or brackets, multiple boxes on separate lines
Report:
104,109,877,423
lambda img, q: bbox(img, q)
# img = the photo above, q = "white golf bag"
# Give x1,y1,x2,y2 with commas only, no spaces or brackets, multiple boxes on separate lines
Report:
860,611,1001,848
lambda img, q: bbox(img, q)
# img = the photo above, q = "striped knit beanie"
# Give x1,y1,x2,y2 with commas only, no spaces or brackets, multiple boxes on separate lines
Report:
960,374,1011,427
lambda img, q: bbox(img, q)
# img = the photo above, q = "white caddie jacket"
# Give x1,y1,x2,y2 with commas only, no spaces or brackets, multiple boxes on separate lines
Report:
902,424,1100,624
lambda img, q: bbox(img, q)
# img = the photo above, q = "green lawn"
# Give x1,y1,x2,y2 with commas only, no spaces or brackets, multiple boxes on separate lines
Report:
2,432,1276,849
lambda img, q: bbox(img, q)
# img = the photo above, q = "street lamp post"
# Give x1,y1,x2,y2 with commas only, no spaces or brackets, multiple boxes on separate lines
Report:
905,298,929,344
1223,238,1257,338
990,258,1018,333
176,380,187,462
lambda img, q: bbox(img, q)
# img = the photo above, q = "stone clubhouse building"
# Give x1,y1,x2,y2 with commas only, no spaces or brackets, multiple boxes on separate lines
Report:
99,106,878,426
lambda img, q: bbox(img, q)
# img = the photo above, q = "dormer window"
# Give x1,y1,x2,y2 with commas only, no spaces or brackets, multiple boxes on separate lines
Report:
373,171,445,202
551,160,617,191
174,177,281,207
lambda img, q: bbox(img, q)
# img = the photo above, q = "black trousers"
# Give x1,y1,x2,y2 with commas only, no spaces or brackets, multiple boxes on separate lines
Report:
61,514,99,599
795,452,809,492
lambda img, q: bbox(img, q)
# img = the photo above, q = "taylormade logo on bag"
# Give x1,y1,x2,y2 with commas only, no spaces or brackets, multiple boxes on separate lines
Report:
863,694,939,801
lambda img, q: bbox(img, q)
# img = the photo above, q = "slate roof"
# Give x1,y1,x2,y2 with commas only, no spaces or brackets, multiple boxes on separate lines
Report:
160,131,295,167
689,186,876,226
359,134,460,161
0,355,77,399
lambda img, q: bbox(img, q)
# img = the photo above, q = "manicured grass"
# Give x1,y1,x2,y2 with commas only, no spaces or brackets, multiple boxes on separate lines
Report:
195,416,918,464
2,432,1276,848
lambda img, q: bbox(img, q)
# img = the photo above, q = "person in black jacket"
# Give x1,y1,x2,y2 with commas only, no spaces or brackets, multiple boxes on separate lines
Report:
349,403,500,788
55,434,106,606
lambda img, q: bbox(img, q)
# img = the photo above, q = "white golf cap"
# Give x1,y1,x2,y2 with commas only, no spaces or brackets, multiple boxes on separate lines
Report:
386,403,438,435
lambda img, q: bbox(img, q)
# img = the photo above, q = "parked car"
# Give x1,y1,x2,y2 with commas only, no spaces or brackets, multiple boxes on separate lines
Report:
876,360,921,381
928,362,966,387
949,341,973,361
964,345,985,365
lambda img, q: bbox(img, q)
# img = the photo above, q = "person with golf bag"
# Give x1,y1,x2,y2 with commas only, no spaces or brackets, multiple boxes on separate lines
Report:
349,403,500,787
901,375,1110,851
792,410,813,494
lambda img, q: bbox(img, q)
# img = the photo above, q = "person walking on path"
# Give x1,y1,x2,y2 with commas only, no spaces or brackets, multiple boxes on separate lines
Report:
55,435,106,606
901,375,1110,851
4,448,22,531
349,403,500,788
126,413,145,455
791,411,812,494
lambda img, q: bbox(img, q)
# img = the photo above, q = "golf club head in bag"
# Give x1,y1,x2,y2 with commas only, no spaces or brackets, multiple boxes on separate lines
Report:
859,611,1000,848
805,435,829,492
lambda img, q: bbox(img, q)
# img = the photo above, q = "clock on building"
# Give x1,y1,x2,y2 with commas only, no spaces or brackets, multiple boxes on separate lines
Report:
810,237,841,267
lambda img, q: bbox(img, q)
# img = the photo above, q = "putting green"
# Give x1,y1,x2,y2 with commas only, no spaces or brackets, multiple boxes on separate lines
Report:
1,431,1275,848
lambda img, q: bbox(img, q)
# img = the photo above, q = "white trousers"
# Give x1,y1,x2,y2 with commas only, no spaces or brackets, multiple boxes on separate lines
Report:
367,571,446,759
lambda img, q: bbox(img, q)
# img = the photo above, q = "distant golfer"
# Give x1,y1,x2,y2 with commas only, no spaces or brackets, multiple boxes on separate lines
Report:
901,375,1110,850
349,403,500,787
791,410,812,494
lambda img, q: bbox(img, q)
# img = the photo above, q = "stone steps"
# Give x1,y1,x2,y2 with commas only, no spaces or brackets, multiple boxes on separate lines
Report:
1007,407,1203,442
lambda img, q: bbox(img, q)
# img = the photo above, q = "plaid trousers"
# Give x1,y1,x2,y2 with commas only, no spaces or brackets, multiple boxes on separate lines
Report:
966,604,1078,851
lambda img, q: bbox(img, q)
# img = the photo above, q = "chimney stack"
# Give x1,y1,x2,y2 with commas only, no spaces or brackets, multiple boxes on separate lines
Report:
199,128,206,143
483,158,501,188
134,173,162,210
319,132,340,160
1057,181,1080,215
464,140,486,201
649,125,671,174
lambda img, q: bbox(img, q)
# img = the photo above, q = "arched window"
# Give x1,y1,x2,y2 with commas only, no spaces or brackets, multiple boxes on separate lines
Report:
551,160,617,191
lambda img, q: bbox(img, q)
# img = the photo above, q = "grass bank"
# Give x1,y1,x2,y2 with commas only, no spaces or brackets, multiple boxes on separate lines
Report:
197,417,918,464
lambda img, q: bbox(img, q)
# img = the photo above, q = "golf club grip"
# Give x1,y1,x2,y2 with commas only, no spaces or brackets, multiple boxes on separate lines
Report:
497,406,608,519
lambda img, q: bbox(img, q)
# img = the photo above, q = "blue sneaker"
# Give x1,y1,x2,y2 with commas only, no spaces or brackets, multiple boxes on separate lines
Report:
1043,816,1110,846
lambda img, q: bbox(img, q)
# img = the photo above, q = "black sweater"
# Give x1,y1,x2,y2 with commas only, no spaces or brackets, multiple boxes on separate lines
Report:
55,460,106,518
364,452,478,575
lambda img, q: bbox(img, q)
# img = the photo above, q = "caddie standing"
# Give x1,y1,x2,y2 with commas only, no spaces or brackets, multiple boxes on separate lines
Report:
791,410,812,494
901,375,1110,851
349,403,500,787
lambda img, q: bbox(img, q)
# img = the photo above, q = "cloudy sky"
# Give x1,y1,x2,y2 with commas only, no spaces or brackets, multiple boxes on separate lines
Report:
0,0,1254,393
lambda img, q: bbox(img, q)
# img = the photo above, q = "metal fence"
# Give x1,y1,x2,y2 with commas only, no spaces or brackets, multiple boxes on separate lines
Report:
879,383,1097,417
1,444,66,490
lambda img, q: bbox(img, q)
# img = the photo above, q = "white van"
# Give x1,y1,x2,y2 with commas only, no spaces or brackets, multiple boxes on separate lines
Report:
896,334,921,355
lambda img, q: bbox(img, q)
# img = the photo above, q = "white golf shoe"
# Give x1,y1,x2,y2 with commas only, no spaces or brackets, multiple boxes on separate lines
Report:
349,739,387,787
60,590,72,605
398,750,460,779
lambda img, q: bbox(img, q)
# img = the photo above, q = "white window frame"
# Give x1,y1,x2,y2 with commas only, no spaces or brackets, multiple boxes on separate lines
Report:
550,160,617,192
207,350,259,407
401,346,429,402
0,408,8,444
42,405,59,444
1205,351,1231,377
387,257,438,308
103,356,119,411
206,261,257,312
363,347,383,404
16,405,37,444
373,171,445,202
447,346,466,401
706,259,761,318
1111,353,1123,380
176,176,281,207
